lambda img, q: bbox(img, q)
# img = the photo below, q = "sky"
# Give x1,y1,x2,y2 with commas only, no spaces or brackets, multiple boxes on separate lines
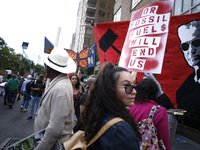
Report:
0,0,80,64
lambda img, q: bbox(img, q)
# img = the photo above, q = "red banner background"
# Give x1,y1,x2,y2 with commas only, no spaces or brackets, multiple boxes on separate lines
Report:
137,12,200,108
93,21,129,67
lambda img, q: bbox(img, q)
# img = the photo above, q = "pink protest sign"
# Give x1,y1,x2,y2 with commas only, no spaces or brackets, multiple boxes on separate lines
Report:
119,1,173,74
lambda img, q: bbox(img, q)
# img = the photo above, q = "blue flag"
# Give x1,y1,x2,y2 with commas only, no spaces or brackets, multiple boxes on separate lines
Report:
44,37,54,54
22,42,29,49
87,44,96,68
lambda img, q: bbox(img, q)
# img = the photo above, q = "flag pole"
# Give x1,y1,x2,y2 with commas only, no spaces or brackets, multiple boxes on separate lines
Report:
93,45,96,75
45,27,61,90
55,27,61,47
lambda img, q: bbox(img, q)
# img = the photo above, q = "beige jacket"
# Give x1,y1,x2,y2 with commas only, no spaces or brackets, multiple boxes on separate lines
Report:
34,74,74,150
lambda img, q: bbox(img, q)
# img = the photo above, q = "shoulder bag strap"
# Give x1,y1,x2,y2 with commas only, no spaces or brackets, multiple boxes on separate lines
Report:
149,105,160,119
87,117,124,147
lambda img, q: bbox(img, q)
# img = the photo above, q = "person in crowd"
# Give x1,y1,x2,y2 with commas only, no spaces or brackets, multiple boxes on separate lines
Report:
73,75,96,132
70,74,82,108
7,74,19,109
17,76,24,100
27,74,45,119
0,77,5,96
4,74,11,105
0,73,3,83
34,47,76,150
129,78,171,150
82,62,140,150
20,75,32,111
70,73,82,126
80,75,96,114
143,73,176,146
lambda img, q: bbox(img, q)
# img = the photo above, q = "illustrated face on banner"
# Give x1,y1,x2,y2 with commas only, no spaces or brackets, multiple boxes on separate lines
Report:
134,13,200,110
178,20,200,69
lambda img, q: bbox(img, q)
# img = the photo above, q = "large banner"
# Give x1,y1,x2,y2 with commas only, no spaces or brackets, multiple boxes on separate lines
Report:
119,1,173,74
65,47,95,70
93,6,200,110
93,21,129,66
137,12,200,109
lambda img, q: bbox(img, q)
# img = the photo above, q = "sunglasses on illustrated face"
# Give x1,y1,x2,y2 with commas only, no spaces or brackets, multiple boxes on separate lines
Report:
123,84,137,94
180,38,200,51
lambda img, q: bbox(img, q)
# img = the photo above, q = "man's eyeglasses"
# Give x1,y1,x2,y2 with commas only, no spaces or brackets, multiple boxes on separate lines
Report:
122,85,137,94
180,38,200,51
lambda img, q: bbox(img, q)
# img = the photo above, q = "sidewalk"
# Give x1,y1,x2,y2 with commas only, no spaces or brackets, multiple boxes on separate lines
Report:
172,133,200,150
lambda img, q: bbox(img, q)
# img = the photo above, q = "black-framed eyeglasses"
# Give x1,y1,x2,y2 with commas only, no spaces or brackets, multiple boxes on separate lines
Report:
180,38,200,51
122,85,137,94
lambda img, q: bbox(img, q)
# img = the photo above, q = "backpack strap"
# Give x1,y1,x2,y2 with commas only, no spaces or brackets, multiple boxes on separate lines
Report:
148,105,160,119
87,117,124,147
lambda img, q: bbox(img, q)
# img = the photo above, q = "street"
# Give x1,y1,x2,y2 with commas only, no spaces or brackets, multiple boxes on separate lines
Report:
0,95,34,149
0,95,200,150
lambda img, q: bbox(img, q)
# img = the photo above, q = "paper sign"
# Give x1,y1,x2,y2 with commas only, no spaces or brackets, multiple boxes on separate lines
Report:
119,1,173,74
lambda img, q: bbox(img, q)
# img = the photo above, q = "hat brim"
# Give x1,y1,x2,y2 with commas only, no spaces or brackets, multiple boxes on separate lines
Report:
41,53,77,74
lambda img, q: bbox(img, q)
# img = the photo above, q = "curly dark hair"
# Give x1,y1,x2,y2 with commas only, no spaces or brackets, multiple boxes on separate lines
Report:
69,74,80,90
135,78,159,103
82,62,140,144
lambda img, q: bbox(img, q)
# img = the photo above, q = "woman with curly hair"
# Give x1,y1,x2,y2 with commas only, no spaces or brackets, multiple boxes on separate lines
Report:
82,62,140,150
129,78,171,150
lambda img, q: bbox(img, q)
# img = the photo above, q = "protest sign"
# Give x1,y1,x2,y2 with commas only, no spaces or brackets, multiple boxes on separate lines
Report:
119,1,173,74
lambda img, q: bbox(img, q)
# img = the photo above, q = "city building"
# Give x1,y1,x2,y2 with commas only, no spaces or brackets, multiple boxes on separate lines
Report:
73,0,115,52
114,0,200,22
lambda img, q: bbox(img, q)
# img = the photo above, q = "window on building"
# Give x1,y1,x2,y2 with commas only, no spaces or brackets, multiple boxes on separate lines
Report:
100,1,106,8
98,10,105,17
84,38,91,45
114,7,121,22
173,0,200,15
131,0,142,10
85,28,92,35
108,3,111,8
107,12,110,18
98,20,104,23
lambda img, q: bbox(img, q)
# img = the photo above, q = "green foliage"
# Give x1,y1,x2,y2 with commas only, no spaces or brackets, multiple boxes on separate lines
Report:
35,64,46,75
81,67,93,77
0,37,46,76
0,46,21,70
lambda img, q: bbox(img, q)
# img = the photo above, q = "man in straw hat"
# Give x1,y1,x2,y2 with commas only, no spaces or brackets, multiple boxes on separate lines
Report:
34,47,77,150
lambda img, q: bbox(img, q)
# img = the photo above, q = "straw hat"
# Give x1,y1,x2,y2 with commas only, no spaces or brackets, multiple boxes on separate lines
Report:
41,47,77,74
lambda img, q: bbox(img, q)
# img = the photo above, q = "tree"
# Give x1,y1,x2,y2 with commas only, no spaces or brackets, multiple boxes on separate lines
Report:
0,37,46,77
35,64,46,75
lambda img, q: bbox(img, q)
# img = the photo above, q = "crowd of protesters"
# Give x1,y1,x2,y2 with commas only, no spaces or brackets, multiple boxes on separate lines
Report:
0,47,176,150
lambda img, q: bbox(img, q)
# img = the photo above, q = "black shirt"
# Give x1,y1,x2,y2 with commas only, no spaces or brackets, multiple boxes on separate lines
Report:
31,80,45,97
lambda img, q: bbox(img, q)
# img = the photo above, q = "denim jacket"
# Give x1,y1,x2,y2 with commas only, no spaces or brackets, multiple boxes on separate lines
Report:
94,113,139,150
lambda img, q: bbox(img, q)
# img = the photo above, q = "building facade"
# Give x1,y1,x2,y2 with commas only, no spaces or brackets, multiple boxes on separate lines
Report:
74,0,115,52
114,0,200,21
